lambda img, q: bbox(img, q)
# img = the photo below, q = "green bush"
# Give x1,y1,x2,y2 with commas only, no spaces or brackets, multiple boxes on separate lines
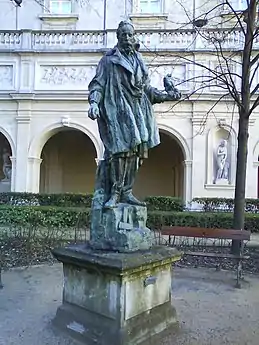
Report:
147,211,259,232
0,192,93,208
193,197,259,213
144,196,184,212
0,205,259,232
0,205,90,228
0,192,184,212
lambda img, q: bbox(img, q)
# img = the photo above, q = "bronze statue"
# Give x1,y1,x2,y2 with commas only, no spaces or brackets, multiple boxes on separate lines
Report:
88,20,181,210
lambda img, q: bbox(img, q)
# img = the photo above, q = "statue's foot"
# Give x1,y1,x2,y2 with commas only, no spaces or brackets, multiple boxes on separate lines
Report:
121,192,146,207
104,194,119,209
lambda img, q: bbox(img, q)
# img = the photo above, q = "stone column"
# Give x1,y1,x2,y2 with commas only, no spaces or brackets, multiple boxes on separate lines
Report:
10,156,16,192
182,160,192,204
15,115,31,191
11,96,33,192
27,157,43,193
19,52,34,93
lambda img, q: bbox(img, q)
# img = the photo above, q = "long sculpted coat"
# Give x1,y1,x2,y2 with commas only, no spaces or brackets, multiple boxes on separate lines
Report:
88,46,165,159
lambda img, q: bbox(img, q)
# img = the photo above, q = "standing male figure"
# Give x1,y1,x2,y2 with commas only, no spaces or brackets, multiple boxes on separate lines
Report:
88,20,181,209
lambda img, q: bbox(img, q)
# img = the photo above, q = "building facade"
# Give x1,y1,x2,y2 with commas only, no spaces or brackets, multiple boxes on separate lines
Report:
0,0,258,202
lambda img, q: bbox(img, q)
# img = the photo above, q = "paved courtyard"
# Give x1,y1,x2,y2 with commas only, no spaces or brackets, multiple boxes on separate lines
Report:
0,264,259,345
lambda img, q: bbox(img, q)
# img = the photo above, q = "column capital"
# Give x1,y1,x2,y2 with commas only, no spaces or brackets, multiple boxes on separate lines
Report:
182,160,192,167
28,157,43,165
16,116,31,124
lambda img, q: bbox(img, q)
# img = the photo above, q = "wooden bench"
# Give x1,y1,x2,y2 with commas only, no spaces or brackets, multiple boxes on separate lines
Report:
160,226,251,288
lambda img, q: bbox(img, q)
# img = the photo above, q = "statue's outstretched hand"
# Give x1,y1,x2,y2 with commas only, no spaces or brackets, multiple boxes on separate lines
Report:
88,103,100,120
163,74,182,101
166,88,182,101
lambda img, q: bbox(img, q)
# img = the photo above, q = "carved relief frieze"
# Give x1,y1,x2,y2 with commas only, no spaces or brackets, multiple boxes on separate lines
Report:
36,64,97,90
0,65,14,89
148,64,187,91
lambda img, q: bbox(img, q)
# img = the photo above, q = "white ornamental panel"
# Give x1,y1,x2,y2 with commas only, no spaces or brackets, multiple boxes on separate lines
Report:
0,65,14,90
35,64,97,91
148,64,188,91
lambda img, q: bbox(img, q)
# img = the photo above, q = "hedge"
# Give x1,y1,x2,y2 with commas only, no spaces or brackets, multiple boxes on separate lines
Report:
0,206,259,232
193,197,259,213
0,206,90,228
0,192,184,212
144,196,184,212
0,192,93,208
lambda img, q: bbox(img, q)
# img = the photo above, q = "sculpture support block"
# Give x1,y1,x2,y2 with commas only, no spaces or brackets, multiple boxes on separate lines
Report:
90,203,154,252
52,244,181,345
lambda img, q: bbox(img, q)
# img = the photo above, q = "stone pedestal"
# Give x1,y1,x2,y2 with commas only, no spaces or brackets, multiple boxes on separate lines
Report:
52,243,181,345
90,203,154,252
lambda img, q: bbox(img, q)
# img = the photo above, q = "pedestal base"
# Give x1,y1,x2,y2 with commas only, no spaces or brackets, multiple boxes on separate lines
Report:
90,203,154,252
214,178,229,185
52,243,181,345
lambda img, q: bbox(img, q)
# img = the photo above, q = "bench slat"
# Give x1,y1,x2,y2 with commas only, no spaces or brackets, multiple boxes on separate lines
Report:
184,251,250,259
161,226,251,241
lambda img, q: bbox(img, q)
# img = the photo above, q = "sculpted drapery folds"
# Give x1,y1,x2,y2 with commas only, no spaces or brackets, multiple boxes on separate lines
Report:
88,20,181,209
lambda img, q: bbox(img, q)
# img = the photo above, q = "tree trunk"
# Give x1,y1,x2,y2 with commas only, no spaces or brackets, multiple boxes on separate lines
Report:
232,113,249,254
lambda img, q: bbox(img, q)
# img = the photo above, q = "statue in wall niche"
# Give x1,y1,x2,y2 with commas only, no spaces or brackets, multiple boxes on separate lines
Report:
87,20,182,251
215,139,229,182
1,147,12,182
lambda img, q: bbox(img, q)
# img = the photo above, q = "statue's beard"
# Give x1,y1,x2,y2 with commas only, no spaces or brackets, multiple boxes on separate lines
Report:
118,42,134,55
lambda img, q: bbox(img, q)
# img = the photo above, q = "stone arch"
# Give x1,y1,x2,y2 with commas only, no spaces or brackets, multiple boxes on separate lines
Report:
0,126,15,156
206,124,237,185
252,140,259,163
157,123,191,161
0,128,15,192
134,124,189,199
28,121,103,160
28,121,102,194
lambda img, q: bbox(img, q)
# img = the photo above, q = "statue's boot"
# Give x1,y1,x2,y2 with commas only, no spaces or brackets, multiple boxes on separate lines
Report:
104,192,120,209
104,157,124,209
121,156,146,207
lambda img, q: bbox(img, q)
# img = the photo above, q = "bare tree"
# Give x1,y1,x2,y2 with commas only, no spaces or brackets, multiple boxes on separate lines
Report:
155,0,259,253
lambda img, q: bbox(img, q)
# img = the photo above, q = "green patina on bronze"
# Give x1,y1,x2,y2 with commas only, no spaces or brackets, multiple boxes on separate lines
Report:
87,20,182,252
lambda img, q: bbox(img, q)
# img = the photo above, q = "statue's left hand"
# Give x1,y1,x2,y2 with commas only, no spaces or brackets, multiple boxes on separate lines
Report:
165,88,182,101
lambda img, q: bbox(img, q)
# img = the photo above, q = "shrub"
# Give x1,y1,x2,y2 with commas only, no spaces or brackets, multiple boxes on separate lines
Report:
0,205,90,228
0,192,93,208
0,193,185,212
193,197,259,213
0,206,258,233
147,210,259,232
144,196,185,212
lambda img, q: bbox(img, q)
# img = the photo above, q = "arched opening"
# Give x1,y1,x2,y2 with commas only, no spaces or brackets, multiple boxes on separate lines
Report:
133,131,185,198
40,129,97,194
0,132,12,192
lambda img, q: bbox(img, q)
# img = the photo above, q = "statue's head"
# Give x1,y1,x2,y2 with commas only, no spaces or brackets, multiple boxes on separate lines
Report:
117,20,137,54
220,139,227,147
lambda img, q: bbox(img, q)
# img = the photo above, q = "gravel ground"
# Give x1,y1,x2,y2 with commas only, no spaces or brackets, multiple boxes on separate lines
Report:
0,264,259,345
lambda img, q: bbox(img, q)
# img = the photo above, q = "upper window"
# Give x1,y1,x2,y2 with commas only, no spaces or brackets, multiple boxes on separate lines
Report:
49,0,72,14
139,0,161,13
